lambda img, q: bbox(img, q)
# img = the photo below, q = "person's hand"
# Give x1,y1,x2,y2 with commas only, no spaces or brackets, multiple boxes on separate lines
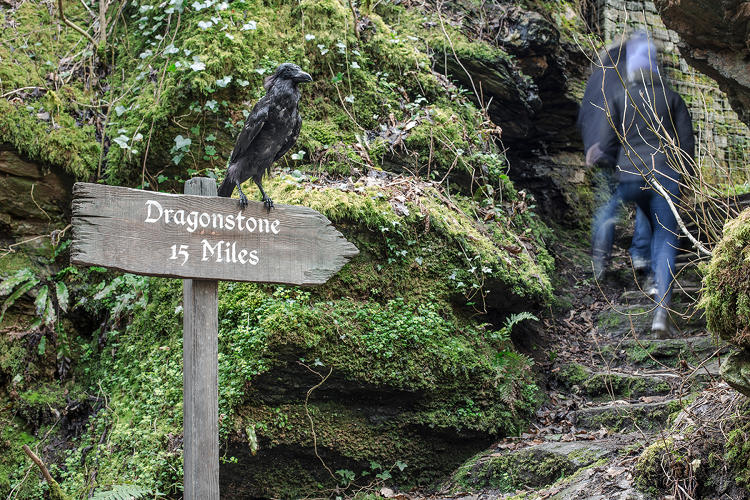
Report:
585,142,604,167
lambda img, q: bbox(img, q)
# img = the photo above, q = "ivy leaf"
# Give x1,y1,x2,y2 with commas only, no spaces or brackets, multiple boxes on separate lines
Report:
55,281,69,313
215,75,232,88
241,21,256,30
112,135,130,149
376,470,392,480
114,105,127,116
197,20,213,30
173,135,192,150
395,460,407,471
190,60,206,72
35,285,48,317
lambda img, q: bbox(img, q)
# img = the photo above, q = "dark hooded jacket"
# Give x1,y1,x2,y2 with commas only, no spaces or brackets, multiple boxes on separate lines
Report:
596,75,695,184
578,43,628,157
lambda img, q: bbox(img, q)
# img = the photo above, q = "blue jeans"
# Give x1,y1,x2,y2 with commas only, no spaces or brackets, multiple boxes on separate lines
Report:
630,208,651,264
591,168,651,265
593,180,680,312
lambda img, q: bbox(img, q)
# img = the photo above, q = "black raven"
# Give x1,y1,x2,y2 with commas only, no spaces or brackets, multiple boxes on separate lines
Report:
218,63,312,210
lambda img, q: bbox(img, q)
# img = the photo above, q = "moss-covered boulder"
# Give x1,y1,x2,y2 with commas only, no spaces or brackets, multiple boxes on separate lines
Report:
448,441,612,493
702,208,750,348
701,208,750,395
0,0,572,496
79,177,550,497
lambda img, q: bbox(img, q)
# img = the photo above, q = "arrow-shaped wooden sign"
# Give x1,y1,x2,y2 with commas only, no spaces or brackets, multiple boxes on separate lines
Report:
71,182,359,285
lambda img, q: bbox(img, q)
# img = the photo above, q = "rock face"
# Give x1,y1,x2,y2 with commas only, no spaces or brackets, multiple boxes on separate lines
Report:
449,441,614,493
0,143,73,243
655,0,750,127
429,1,591,225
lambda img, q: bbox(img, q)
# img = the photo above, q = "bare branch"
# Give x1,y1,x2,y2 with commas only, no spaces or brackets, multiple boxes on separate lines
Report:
57,0,98,48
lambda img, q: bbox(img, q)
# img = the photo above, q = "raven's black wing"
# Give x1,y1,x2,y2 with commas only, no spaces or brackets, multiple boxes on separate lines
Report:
229,99,269,164
272,113,302,163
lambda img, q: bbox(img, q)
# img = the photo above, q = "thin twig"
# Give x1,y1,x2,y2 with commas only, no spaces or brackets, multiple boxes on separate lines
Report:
57,0,97,47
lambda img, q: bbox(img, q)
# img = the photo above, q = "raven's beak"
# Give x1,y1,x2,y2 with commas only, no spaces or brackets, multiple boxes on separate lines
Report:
295,71,313,83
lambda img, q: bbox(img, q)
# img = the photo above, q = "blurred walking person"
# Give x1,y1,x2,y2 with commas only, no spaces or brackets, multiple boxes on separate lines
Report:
590,32,695,336
579,39,653,278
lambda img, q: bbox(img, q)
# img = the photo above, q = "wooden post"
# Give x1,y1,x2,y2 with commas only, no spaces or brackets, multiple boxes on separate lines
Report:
182,177,219,500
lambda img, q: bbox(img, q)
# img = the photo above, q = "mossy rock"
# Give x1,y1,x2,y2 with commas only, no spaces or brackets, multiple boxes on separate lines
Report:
599,336,720,369
448,441,613,493
702,208,750,348
556,363,672,400
40,173,550,497
720,349,750,398
572,400,682,432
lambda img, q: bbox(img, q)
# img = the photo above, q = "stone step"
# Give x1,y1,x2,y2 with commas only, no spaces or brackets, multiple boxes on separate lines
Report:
595,304,705,338
619,285,701,302
571,399,685,432
554,363,673,401
597,335,724,370
447,441,615,494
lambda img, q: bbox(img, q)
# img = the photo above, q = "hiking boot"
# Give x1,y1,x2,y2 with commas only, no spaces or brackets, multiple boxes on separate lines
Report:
651,309,675,339
593,256,606,281
643,274,657,297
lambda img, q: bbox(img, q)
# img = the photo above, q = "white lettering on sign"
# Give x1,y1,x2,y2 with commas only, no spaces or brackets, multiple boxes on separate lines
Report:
146,200,269,266
200,240,259,265
143,199,281,235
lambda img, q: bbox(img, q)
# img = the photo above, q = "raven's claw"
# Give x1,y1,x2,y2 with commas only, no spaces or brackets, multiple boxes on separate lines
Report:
263,196,274,212
238,191,249,209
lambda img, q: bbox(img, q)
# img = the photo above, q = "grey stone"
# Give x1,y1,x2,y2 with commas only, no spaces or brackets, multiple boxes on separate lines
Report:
720,349,750,397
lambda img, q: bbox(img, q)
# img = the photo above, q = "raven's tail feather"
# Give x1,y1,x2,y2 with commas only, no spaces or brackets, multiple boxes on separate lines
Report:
217,177,234,198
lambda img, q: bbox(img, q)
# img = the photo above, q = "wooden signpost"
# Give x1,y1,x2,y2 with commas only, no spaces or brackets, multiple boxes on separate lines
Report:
71,178,358,499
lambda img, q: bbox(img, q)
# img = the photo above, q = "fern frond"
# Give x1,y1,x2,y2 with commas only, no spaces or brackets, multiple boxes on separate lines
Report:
90,484,154,500
503,311,539,333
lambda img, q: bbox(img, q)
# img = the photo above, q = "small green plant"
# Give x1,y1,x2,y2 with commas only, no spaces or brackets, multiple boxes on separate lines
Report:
490,311,539,343
90,484,160,499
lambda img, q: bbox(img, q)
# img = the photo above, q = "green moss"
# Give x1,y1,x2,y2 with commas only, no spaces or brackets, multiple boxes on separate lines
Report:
725,402,750,488
557,363,671,400
701,208,750,348
634,438,677,495
450,443,609,493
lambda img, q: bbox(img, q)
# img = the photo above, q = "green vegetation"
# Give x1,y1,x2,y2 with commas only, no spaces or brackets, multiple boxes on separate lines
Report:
0,0,566,496
556,363,671,400
726,402,750,488
702,208,750,348
0,0,526,194
449,443,610,493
